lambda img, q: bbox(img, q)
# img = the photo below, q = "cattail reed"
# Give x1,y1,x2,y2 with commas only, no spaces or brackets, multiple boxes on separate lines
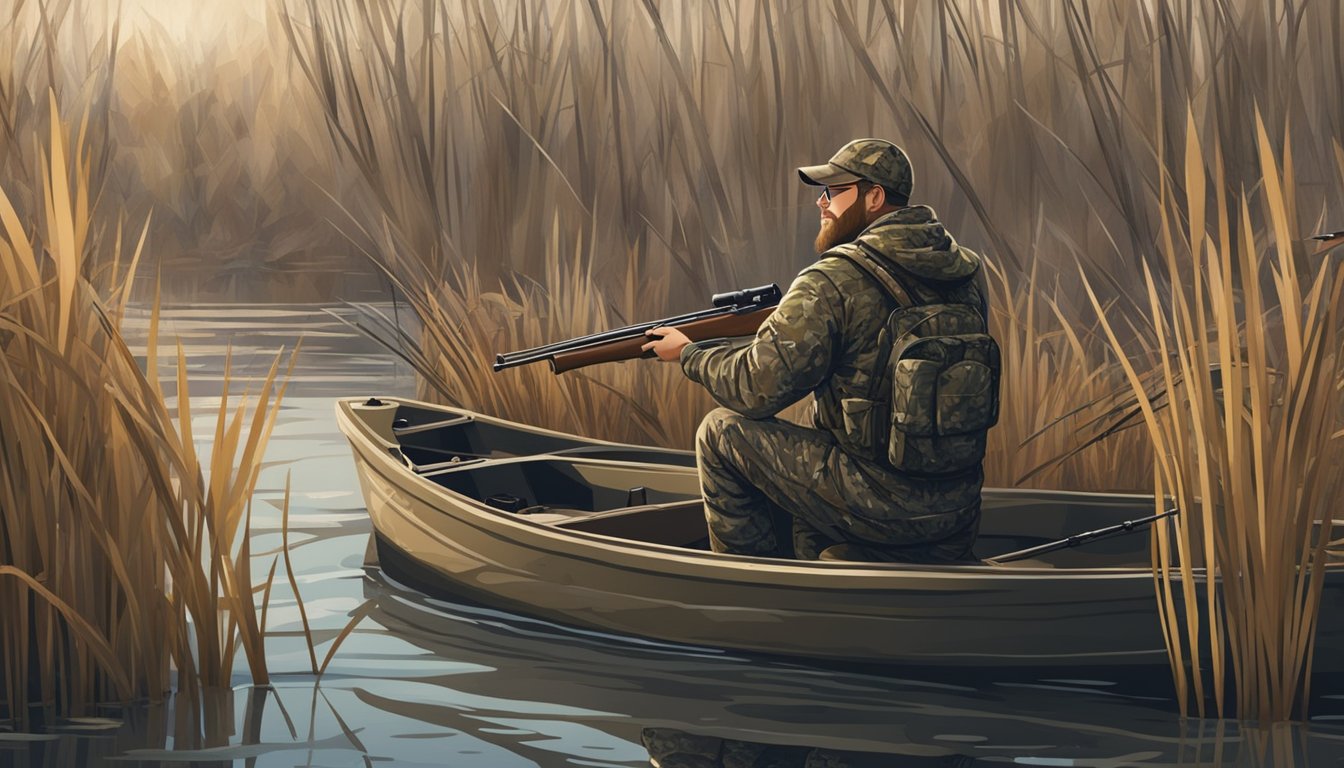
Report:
0,96,295,732
1083,108,1344,720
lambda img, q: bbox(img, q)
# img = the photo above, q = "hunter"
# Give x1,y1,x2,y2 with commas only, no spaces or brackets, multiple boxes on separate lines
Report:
642,138,998,562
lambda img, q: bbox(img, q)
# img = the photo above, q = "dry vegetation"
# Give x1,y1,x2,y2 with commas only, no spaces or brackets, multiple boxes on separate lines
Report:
0,0,373,302
1086,109,1344,721
0,95,296,734
2,0,1343,727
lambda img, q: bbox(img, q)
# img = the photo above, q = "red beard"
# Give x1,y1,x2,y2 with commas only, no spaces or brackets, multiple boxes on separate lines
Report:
814,197,869,253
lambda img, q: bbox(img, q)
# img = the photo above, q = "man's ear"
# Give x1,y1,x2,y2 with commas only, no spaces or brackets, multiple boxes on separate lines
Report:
866,184,887,213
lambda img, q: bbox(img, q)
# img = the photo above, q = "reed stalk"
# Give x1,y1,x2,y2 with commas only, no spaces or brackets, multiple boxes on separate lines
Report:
980,255,1152,491
1082,106,1344,721
0,93,297,733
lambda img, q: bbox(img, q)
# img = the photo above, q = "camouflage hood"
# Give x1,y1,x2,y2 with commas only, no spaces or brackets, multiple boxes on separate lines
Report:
852,205,980,284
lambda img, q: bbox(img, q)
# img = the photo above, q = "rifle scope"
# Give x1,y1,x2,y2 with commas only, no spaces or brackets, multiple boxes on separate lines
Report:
711,284,782,308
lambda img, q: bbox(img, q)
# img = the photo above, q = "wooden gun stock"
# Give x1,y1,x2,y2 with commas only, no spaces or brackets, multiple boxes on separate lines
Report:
549,306,775,374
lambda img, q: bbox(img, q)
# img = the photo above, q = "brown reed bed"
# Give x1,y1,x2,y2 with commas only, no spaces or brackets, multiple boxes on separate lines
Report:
4,0,1343,727
329,227,775,449
0,96,297,734
980,256,1154,492
1,0,371,303
274,0,1160,461
1082,109,1344,721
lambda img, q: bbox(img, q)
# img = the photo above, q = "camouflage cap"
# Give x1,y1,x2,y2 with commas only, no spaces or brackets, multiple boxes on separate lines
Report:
797,138,913,203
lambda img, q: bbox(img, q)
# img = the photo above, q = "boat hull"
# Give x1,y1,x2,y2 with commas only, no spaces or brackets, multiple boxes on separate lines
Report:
337,396,1344,669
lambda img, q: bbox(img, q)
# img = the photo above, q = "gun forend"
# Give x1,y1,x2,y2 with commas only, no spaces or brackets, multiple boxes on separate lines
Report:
548,303,776,373
493,283,782,373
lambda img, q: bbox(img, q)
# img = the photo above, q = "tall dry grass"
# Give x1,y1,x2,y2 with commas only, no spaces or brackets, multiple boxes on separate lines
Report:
980,256,1154,492
1082,108,1344,721
7,0,1341,472
3,0,1342,727
1,0,376,302
0,95,297,733
331,220,809,448
279,0,1259,478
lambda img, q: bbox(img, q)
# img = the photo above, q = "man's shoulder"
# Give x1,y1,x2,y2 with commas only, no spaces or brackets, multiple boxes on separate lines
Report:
799,245,870,285
799,244,896,302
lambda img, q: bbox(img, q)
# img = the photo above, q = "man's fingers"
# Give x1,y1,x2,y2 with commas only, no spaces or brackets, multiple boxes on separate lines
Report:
642,327,682,360
642,328,664,353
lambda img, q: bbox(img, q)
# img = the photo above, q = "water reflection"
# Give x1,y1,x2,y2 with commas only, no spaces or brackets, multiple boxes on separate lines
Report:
641,726,979,767
637,724,1338,768
352,566,1344,767
7,544,1344,767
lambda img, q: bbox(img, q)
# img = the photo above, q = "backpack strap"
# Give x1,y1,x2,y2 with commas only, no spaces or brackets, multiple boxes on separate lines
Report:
830,244,935,403
830,243,921,308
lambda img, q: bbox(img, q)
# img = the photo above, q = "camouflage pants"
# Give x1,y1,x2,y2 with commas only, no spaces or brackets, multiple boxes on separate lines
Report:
694,407,982,560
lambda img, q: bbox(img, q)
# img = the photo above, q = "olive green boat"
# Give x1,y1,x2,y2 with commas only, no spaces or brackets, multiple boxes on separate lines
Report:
335,395,1344,669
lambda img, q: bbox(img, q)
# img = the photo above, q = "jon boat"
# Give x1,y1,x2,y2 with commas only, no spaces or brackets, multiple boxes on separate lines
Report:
335,396,1344,669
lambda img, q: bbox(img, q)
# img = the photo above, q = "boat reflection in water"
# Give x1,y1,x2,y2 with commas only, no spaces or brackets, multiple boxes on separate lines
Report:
8,562,1343,766
636,725,1338,768
357,565,1344,768
640,726,978,767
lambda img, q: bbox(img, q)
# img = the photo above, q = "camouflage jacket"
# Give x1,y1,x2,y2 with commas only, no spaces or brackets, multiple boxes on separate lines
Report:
680,205,988,456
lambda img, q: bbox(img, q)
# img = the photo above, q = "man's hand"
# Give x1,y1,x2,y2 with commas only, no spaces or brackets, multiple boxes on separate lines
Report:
641,326,691,362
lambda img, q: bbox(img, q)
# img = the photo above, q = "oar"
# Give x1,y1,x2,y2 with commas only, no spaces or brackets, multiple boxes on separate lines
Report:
984,506,1179,565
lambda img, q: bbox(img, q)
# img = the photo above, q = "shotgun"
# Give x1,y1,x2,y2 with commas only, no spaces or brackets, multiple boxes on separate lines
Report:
493,284,782,374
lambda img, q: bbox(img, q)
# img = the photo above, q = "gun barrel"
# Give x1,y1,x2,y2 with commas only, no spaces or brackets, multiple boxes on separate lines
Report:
494,306,729,368
492,283,782,372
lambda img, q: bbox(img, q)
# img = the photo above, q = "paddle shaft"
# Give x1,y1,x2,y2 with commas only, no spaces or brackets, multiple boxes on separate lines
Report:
984,506,1179,565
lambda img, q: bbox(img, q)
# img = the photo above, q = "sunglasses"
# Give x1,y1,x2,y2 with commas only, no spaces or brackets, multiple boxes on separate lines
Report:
817,182,866,204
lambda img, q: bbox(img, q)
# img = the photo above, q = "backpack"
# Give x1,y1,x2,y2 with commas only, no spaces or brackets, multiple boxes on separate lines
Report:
832,243,1001,476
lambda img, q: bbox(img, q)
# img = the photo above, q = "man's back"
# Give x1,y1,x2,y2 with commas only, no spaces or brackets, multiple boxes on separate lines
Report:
803,204,990,464
644,138,994,561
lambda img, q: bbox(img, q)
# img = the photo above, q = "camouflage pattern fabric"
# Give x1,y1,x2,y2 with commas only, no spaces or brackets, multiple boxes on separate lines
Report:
797,137,914,203
680,205,989,559
694,407,980,559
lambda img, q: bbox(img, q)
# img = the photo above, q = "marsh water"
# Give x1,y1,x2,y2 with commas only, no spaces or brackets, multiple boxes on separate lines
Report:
6,304,1344,768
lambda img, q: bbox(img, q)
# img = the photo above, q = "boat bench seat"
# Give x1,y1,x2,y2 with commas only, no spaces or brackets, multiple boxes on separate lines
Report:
817,543,1055,567
815,542,985,565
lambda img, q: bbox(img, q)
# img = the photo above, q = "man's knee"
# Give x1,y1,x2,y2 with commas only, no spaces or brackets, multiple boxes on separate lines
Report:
695,406,741,457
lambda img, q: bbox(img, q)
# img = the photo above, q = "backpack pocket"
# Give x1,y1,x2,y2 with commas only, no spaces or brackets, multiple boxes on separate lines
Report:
887,334,1000,474
890,358,939,436
935,347,999,435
